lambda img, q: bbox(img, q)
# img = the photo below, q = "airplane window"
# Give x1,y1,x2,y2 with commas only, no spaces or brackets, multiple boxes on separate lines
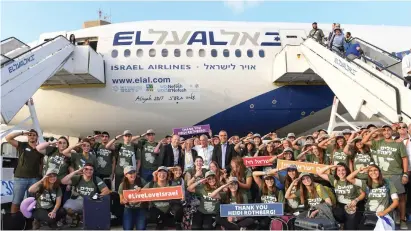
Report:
111,50,118,58
162,49,168,57
137,49,143,57
235,49,241,58
247,49,253,58
186,49,193,57
124,49,131,58
199,49,206,57
259,49,265,58
211,49,217,57
149,49,156,57
174,49,181,57
223,49,229,57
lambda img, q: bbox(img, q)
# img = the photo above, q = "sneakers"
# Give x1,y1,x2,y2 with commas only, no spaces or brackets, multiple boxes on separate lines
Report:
70,214,80,228
400,220,408,230
240,227,247,231
57,220,63,228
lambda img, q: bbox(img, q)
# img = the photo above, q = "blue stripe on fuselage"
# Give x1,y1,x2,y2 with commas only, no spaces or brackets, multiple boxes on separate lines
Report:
195,85,334,136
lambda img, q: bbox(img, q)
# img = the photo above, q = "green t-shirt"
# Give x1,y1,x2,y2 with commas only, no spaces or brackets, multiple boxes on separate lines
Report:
115,143,137,176
95,143,113,176
71,153,97,171
328,175,361,204
71,175,107,197
45,146,69,180
187,168,208,181
295,184,329,207
36,186,62,210
371,139,407,175
118,178,147,208
236,168,252,200
195,184,225,214
14,142,44,178
228,192,248,204
326,145,348,166
353,152,373,180
354,179,398,212
143,181,179,213
139,141,160,171
260,188,285,204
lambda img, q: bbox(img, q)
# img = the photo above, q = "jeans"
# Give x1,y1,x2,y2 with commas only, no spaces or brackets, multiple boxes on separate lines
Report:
191,211,215,230
141,169,154,182
12,177,38,205
333,203,359,230
123,207,146,230
60,184,71,206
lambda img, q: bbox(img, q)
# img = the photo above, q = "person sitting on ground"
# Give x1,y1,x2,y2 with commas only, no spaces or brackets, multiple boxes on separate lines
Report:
144,166,183,230
28,169,66,230
61,163,110,227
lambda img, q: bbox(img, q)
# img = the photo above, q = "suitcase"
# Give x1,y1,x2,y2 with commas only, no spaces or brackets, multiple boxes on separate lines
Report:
110,191,123,226
270,215,296,230
294,217,339,230
83,194,111,230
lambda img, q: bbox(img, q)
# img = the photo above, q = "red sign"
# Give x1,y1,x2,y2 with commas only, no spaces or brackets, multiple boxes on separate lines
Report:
123,186,184,203
243,156,273,167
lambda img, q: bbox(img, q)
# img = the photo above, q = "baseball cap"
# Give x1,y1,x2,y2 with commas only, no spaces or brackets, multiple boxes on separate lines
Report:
45,168,58,176
335,132,344,138
287,133,296,138
300,172,312,178
317,129,328,134
342,129,352,134
263,175,274,180
283,147,293,153
382,124,392,129
157,166,169,172
273,138,281,142
205,171,216,178
253,133,261,138
287,164,298,171
228,176,239,183
124,166,136,175
146,129,155,135
305,135,314,140
123,130,132,136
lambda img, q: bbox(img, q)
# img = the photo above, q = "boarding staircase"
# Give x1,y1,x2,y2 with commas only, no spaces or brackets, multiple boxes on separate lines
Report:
0,35,105,138
273,36,411,131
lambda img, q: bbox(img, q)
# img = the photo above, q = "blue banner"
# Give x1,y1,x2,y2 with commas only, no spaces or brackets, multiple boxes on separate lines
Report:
220,203,284,217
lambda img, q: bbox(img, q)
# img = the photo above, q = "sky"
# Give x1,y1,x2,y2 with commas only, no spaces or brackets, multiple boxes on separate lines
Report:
1,1,411,43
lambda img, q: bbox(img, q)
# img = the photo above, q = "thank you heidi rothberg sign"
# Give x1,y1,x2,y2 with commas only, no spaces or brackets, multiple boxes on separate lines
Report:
220,203,283,217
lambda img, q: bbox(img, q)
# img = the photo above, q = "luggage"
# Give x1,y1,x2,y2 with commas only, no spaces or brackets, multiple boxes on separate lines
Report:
83,194,111,230
110,191,123,226
294,217,339,230
1,211,32,230
270,215,296,230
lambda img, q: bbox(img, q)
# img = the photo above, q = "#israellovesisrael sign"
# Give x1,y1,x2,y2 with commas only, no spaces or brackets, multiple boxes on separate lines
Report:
172,124,210,136
220,203,284,217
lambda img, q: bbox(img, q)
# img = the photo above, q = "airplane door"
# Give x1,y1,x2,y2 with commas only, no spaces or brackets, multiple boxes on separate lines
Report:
279,29,307,46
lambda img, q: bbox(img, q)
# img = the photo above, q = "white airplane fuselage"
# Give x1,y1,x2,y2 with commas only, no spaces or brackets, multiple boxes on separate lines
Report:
8,21,411,138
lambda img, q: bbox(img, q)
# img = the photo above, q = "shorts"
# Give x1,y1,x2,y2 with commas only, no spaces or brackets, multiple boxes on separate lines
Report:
387,174,406,194
12,177,38,205
63,197,84,213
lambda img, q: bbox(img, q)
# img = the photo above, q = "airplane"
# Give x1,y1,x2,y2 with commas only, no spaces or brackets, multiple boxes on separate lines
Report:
2,20,411,142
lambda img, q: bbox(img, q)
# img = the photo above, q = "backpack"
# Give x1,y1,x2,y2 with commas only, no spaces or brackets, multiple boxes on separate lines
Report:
315,184,336,207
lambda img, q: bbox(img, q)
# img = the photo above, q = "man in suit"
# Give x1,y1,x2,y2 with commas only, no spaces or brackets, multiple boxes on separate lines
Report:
212,130,237,173
162,135,183,168
182,139,198,172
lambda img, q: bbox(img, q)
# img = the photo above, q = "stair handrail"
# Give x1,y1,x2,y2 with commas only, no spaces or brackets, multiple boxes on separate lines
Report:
1,35,71,68
0,36,30,48
303,38,407,122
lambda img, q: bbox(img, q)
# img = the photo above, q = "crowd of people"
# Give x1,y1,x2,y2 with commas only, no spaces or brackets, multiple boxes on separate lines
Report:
4,120,411,230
